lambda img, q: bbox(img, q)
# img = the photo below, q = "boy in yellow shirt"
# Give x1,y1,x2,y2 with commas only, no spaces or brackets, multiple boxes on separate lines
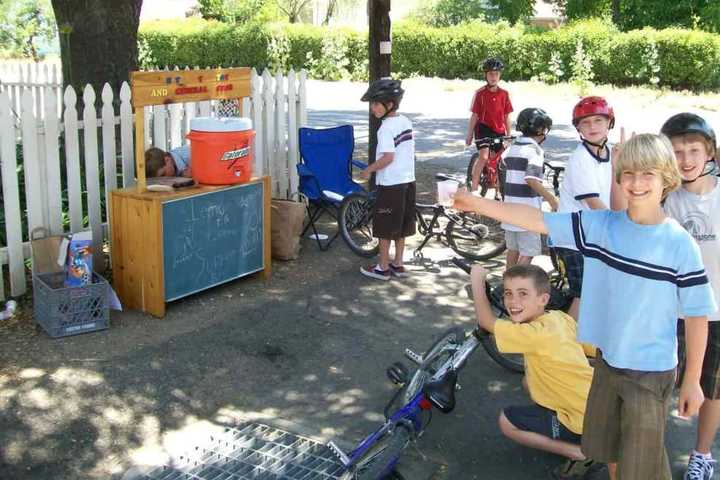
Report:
470,263,596,479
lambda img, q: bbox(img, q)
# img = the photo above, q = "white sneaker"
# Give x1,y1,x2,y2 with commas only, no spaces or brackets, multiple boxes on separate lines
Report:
684,452,716,480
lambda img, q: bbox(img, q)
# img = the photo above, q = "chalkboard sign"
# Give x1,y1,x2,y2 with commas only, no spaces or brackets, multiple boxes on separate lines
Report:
162,182,264,301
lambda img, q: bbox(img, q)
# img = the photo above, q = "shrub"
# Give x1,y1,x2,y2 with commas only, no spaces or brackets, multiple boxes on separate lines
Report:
138,18,720,90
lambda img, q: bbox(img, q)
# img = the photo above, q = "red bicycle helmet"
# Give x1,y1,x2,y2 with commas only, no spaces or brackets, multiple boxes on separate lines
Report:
572,96,615,129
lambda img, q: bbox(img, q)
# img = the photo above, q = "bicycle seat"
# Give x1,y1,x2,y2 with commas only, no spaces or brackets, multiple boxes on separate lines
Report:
422,369,457,413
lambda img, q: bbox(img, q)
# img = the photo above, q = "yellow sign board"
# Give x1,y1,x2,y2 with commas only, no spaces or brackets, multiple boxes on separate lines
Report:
130,67,252,107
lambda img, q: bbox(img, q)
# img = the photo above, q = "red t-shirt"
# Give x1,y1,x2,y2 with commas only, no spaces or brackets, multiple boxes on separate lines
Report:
470,86,513,135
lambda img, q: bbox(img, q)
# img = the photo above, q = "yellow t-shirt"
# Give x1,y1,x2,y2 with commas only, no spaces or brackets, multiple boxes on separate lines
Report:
494,310,593,434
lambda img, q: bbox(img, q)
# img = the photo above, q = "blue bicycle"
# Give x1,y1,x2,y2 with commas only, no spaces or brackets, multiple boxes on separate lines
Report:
329,324,484,479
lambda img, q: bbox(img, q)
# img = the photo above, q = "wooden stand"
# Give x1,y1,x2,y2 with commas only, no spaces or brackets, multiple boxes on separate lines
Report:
110,68,270,317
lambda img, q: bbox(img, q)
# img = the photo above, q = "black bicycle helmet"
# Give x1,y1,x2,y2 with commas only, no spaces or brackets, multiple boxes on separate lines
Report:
517,108,552,137
482,57,504,72
360,78,404,103
660,113,716,151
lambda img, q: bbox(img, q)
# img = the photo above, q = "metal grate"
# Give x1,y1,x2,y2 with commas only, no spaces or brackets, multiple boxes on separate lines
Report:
133,423,347,480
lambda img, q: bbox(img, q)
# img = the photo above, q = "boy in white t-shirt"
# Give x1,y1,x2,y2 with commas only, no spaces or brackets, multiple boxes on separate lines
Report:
358,79,416,281
555,96,615,320
661,113,720,480
501,107,558,268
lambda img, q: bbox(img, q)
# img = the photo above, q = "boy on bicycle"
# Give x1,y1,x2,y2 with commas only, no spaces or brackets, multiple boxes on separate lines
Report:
358,79,416,281
501,107,558,269
555,96,615,321
661,113,720,480
465,57,513,192
470,263,596,479
453,133,716,480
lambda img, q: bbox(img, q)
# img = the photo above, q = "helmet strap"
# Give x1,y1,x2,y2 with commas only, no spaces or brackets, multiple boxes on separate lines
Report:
380,100,397,120
681,159,716,184
582,137,607,150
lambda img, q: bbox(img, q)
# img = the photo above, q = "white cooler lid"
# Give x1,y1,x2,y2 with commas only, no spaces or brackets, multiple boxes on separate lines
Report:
190,116,253,132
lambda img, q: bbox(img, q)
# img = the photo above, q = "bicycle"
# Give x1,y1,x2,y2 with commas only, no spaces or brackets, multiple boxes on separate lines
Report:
329,324,486,479
466,135,514,198
339,174,506,261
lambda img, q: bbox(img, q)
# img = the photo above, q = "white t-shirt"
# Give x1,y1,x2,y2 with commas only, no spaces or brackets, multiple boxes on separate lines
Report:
375,114,416,186
664,180,720,321
556,142,612,249
500,137,544,232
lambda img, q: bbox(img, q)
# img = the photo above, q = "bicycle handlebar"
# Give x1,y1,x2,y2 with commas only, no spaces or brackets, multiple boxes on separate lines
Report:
474,135,515,147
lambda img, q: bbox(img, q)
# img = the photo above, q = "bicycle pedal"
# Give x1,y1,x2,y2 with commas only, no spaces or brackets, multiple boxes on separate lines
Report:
405,348,423,365
327,440,351,467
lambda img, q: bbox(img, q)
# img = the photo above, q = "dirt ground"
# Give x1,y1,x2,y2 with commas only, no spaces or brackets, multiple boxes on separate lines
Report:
1,78,718,479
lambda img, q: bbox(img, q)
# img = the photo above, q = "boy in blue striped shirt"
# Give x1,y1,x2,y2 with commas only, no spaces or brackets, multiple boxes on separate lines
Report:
453,134,716,479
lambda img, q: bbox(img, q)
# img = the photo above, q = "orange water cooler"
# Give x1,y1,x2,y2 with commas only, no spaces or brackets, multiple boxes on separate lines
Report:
186,117,255,185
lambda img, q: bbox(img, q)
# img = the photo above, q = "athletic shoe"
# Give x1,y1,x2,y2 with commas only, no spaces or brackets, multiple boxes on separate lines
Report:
550,459,597,479
685,452,715,480
389,263,409,278
360,265,391,281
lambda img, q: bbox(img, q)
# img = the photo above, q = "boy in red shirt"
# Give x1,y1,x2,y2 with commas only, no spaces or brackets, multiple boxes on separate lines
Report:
465,57,514,192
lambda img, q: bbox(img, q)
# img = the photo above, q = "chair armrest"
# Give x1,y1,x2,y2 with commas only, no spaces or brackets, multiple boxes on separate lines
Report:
297,163,315,178
351,160,368,170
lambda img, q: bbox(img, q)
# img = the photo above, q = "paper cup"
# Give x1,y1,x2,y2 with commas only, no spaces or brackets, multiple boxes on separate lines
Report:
437,180,458,207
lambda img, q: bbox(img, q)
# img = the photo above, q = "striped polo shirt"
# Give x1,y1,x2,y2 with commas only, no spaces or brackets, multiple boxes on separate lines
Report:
544,209,717,371
501,137,544,232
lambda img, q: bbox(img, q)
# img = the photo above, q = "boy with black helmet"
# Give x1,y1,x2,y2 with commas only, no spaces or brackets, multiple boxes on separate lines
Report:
465,57,514,192
661,112,720,480
555,95,615,321
359,78,416,280
501,107,558,268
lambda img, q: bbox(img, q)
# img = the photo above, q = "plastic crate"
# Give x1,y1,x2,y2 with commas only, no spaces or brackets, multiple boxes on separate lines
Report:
33,271,109,338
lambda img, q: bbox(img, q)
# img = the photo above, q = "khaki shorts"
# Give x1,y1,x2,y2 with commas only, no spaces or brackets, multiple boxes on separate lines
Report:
582,353,675,480
504,230,541,257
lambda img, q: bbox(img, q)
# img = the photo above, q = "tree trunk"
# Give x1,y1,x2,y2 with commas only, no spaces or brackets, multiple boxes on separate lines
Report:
367,0,391,167
611,0,621,25
323,0,338,25
51,0,143,102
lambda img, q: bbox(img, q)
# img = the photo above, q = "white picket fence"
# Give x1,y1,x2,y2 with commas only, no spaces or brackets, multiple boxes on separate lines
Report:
0,62,308,300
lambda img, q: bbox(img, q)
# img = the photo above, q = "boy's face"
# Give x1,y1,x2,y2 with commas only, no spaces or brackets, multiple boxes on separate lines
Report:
155,154,175,177
619,168,664,207
670,137,712,182
502,277,549,324
485,70,501,86
577,115,610,144
370,101,388,119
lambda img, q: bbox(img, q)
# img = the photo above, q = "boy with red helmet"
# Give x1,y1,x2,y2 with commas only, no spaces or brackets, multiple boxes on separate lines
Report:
465,57,514,192
555,96,615,321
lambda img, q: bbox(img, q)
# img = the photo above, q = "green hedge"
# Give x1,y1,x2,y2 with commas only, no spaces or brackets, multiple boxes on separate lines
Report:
138,18,720,90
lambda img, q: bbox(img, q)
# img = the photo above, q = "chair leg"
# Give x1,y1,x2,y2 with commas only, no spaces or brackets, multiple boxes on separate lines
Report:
301,203,342,251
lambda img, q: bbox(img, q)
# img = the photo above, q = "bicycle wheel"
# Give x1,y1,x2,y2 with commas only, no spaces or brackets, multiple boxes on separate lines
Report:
402,327,465,404
479,284,524,374
339,192,379,258
466,152,498,198
445,214,506,261
351,425,411,480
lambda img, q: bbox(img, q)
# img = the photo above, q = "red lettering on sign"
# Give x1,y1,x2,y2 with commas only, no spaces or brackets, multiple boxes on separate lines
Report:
216,84,234,92
175,86,209,95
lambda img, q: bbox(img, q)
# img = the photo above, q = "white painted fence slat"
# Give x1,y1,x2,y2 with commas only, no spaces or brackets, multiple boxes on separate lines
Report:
298,70,308,127
152,105,168,151
21,90,45,233
44,90,63,235
64,86,83,233
262,70,276,196
0,93,25,297
101,84,118,253
251,69,264,177
83,85,103,272
120,82,135,187
287,69,299,199
274,71,288,198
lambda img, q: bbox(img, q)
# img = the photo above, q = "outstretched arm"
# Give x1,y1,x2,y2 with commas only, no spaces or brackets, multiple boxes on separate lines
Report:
453,188,548,235
471,265,497,333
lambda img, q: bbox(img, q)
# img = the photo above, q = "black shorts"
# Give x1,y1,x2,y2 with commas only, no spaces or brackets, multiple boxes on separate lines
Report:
554,247,584,298
677,320,720,399
504,404,581,444
372,182,416,240
474,123,504,153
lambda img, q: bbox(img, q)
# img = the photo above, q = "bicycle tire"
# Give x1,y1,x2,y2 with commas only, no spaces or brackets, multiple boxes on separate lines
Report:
339,191,380,258
479,284,524,373
402,327,465,404
352,425,411,480
466,152,497,198
445,215,506,261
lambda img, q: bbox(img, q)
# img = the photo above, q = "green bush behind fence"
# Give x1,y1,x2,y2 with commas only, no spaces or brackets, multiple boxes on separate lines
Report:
140,18,720,90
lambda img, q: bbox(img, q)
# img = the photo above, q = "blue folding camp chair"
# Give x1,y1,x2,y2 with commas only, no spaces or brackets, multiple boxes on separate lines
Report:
297,125,367,250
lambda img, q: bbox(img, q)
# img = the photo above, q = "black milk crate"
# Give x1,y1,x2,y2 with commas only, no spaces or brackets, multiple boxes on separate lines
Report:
33,271,109,338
